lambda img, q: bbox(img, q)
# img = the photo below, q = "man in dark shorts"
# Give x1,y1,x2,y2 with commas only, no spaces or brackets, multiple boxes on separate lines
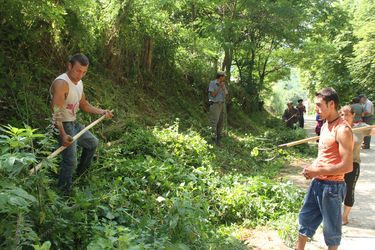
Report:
296,87,353,250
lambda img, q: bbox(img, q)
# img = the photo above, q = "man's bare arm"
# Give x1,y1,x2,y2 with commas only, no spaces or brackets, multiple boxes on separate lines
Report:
51,80,73,146
79,92,113,118
362,111,371,117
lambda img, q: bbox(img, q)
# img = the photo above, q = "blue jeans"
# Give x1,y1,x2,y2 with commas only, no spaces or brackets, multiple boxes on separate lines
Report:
57,121,98,190
298,179,346,247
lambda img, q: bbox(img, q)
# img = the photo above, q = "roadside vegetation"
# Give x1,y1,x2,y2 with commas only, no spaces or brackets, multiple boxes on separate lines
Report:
0,116,315,249
2,0,372,248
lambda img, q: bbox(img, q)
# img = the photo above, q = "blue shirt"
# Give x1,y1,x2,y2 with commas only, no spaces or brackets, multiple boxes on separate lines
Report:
363,99,374,116
208,80,228,102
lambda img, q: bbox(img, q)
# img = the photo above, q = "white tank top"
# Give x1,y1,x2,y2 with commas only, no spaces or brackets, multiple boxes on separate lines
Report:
50,73,83,122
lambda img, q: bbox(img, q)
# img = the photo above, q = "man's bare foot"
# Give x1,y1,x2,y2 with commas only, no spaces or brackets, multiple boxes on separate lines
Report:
342,219,348,225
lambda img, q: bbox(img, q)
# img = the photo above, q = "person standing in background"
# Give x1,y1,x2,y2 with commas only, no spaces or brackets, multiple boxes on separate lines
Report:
351,97,363,123
296,99,306,128
339,105,375,225
208,71,228,145
315,113,324,137
282,101,298,129
359,94,374,149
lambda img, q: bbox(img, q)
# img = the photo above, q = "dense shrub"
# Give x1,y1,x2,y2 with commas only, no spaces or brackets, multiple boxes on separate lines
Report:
0,122,306,249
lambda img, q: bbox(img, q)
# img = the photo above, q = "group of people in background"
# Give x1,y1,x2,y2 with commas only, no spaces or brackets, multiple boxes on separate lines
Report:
282,99,306,129
315,94,374,149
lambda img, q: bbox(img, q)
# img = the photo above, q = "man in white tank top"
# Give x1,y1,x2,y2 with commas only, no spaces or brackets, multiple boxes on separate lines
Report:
50,53,113,192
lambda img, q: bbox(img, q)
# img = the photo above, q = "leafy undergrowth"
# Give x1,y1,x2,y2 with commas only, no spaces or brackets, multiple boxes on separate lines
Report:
0,119,313,249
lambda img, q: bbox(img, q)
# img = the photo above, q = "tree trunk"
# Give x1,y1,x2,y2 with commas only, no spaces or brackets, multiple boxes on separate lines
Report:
222,47,233,80
103,0,134,66
141,37,153,72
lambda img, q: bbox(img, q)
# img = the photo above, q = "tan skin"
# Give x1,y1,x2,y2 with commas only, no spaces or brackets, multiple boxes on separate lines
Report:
210,75,227,98
51,62,113,147
296,96,353,250
340,110,375,225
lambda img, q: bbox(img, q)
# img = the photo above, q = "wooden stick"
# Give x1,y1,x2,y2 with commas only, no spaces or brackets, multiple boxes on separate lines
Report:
285,113,298,123
30,111,113,175
277,124,375,149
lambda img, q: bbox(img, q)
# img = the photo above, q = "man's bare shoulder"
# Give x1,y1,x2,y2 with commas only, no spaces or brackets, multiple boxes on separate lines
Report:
337,125,353,143
51,79,68,94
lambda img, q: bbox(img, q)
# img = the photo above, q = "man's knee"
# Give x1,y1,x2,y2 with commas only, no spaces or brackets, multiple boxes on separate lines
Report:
81,134,99,150
64,158,77,166
87,136,99,150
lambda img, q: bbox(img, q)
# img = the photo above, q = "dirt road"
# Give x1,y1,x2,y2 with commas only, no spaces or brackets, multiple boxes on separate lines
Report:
303,116,375,249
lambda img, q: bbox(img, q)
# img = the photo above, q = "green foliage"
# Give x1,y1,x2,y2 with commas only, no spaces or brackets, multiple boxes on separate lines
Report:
0,120,310,249
212,176,304,227
269,213,300,248
296,0,375,104
347,0,375,99
0,0,333,248
266,69,308,115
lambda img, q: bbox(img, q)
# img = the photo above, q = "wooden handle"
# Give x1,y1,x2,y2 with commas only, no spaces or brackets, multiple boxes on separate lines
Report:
277,124,375,149
285,113,297,123
30,111,113,175
277,136,320,149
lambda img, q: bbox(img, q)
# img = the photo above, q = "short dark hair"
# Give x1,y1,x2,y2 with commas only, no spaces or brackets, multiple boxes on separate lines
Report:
70,53,89,66
352,97,360,104
216,71,226,79
315,87,339,110
298,99,303,102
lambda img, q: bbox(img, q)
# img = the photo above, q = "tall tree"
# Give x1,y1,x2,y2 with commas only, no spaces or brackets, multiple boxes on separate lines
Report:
347,0,375,99
297,1,356,103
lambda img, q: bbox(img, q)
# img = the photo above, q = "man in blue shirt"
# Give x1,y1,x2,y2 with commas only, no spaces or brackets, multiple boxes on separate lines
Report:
208,71,228,144
359,94,374,149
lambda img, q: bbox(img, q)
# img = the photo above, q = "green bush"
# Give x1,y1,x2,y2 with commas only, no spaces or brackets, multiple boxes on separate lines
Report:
0,122,309,249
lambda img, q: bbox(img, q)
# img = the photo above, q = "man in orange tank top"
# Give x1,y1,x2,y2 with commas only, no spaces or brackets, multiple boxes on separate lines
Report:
296,88,353,250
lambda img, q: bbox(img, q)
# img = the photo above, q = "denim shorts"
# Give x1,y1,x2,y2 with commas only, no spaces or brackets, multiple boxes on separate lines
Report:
298,178,346,247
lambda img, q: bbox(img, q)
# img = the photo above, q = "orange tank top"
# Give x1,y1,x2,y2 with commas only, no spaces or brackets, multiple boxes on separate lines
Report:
315,116,351,181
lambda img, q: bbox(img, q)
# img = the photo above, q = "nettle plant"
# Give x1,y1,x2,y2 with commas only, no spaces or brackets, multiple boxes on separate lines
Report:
0,125,55,248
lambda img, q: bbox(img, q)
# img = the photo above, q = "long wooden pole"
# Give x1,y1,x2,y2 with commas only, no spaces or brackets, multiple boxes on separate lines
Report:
277,124,375,149
30,111,112,175
285,113,297,123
